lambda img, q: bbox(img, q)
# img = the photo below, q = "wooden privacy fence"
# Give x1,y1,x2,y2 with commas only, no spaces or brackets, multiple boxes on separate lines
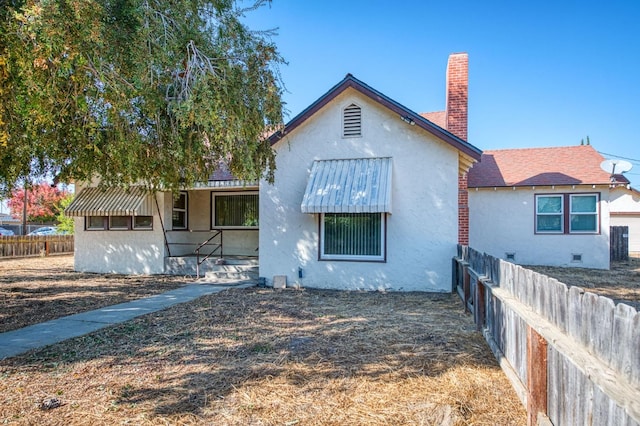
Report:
0,235,74,258
453,246,640,426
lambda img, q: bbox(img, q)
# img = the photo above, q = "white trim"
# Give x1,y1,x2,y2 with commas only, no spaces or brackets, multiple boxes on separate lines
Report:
172,191,188,230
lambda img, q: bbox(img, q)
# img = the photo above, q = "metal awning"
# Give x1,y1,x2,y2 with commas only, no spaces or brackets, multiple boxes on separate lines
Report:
301,157,392,214
65,187,154,217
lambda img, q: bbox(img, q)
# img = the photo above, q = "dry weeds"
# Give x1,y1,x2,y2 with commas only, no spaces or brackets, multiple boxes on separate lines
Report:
526,258,640,310
0,263,527,425
0,255,189,333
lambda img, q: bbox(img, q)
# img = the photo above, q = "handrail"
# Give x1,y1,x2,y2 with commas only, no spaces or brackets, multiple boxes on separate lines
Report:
194,230,222,278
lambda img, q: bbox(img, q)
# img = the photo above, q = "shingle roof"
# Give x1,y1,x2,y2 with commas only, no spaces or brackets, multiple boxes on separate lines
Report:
419,111,446,128
467,145,629,188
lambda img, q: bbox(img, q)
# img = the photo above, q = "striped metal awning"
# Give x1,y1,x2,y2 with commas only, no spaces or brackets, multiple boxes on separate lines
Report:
301,157,392,214
65,187,154,217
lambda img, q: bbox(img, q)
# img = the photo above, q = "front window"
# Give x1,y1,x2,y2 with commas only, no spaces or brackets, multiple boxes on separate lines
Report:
213,193,258,228
86,216,107,230
536,195,563,233
535,193,599,234
109,216,130,230
133,216,153,230
570,194,598,233
320,213,385,261
172,192,188,229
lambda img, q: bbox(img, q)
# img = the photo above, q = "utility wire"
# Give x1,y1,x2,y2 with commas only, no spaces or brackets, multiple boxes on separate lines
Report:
597,151,640,165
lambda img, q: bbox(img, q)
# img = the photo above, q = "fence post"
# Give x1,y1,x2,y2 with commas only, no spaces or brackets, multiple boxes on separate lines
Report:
476,280,486,331
463,265,471,313
527,325,548,426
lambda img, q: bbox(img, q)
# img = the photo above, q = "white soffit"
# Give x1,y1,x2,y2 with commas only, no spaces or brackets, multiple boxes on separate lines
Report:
65,186,154,217
301,157,392,214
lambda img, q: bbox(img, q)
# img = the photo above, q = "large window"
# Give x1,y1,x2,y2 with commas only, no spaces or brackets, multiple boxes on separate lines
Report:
172,192,188,230
536,195,563,233
570,194,598,233
535,193,599,234
213,193,258,228
320,213,385,261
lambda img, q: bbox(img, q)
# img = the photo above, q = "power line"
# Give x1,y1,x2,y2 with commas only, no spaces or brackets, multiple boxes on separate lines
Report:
597,151,640,165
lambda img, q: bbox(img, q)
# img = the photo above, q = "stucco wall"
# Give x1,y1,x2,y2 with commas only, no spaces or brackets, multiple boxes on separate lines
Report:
73,192,169,274
259,89,460,291
469,187,611,269
608,188,640,253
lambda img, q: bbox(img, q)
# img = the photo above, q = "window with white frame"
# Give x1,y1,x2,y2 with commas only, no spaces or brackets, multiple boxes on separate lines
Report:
320,213,385,261
536,195,563,233
213,193,258,228
570,194,598,233
172,191,188,230
342,103,362,137
535,193,599,234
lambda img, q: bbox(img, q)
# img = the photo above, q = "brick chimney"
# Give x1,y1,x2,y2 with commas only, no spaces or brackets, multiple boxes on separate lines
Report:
445,53,468,141
445,53,469,245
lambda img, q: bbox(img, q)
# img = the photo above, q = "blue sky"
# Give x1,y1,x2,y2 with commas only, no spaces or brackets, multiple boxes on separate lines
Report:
243,0,640,183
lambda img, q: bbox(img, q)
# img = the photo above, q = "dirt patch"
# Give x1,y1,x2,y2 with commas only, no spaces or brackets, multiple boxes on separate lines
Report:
526,258,640,310
0,255,189,333
0,287,526,425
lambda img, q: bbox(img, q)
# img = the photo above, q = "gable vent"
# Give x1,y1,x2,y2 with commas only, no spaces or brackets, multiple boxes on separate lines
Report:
343,104,362,137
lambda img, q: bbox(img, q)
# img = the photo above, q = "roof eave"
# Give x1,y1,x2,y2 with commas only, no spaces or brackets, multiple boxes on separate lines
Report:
269,75,482,161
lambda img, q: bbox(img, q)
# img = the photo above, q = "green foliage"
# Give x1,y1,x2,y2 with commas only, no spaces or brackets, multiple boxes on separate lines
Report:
0,0,284,196
56,193,75,234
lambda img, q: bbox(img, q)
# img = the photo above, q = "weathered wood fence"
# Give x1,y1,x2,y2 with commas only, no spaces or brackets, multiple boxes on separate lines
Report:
0,235,74,258
453,246,639,426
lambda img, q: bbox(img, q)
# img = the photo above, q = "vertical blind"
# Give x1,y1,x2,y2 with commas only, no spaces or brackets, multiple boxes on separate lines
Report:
323,213,381,256
215,194,259,227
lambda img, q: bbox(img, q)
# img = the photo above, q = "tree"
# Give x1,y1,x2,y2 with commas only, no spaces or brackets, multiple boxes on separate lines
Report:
0,0,284,196
55,193,75,234
8,183,70,223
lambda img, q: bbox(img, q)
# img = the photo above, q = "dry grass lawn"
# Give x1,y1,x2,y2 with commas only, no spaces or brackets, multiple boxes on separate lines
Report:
526,258,640,310
0,255,188,333
0,256,527,425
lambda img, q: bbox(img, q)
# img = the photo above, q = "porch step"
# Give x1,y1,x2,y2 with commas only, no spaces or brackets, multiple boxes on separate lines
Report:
203,265,259,281
164,256,258,281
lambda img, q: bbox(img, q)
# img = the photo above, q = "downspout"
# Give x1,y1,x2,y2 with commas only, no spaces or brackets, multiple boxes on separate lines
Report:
155,192,171,257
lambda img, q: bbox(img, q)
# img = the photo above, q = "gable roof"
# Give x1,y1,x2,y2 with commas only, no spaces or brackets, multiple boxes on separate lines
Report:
468,145,629,188
268,74,482,162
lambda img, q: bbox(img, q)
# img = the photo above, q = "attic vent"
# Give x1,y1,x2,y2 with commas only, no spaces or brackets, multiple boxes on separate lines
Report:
343,104,362,137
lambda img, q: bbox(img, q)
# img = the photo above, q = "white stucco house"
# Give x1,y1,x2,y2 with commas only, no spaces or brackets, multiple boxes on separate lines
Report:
609,186,640,255
66,53,482,291
467,145,630,269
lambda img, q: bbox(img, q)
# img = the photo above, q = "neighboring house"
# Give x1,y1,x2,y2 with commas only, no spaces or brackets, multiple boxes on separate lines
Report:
467,145,629,269
66,53,482,291
609,186,640,255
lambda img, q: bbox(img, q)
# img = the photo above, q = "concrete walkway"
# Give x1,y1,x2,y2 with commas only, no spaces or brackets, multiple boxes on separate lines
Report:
0,283,252,360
